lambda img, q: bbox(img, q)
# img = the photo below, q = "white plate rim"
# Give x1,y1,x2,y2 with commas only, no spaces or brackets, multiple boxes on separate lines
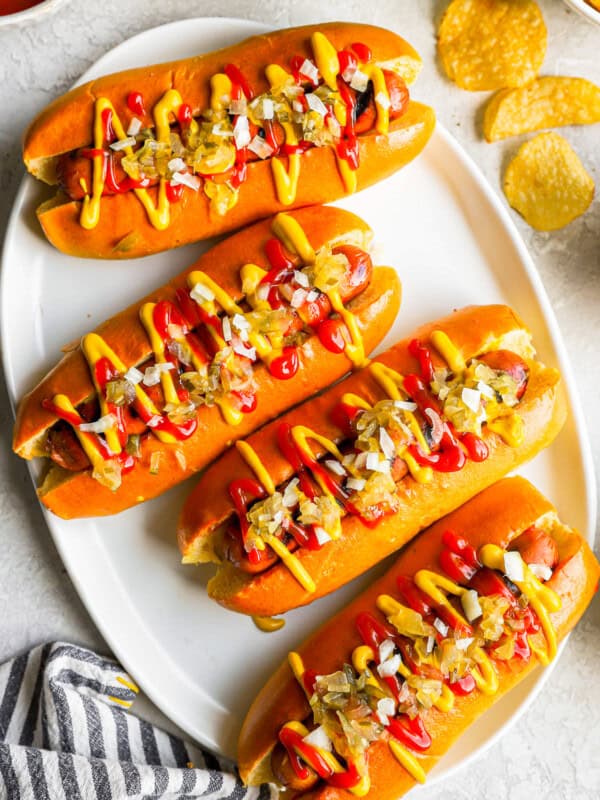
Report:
1,15,596,792
562,0,600,27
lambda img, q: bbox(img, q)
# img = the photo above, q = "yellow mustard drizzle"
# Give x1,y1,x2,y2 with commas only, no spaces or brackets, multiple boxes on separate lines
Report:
235,440,315,593
430,329,466,374
80,332,177,445
341,392,372,411
252,615,285,633
311,32,340,90
488,414,524,448
210,73,233,111
139,303,180,406
271,212,316,264
479,544,561,662
81,334,121,455
50,394,106,469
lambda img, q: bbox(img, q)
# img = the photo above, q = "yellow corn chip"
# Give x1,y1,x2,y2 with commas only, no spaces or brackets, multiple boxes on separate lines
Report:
484,77,600,141
503,133,594,231
438,0,547,91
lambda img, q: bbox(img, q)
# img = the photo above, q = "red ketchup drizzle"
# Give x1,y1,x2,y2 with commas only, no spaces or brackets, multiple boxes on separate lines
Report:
103,156,151,194
263,237,296,278
224,63,255,100
290,55,319,86
177,103,193,126
94,357,128,448
386,716,431,753
408,338,434,383
269,347,299,380
101,108,116,144
337,50,357,78
439,529,480,584
231,390,257,414
166,183,184,203
127,91,145,116
318,318,347,354
336,77,360,169
330,401,362,438
229,478,268,564
279,728,361,788
351,42,372,62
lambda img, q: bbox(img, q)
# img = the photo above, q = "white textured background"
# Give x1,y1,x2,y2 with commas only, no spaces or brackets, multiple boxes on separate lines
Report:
0,1,599,798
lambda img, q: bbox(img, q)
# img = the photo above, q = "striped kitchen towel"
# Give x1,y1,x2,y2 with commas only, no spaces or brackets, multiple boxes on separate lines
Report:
0,642,277,800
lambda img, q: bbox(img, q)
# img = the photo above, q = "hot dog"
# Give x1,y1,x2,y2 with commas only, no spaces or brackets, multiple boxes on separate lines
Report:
12,206,400,519
23,22,435,259
177,305,567,615
237,477,600,797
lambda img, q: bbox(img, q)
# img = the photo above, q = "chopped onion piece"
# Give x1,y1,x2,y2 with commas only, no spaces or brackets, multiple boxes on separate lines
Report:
143,362,175,387
306,289,319,302
229,97,247,116
149,451,161,475
145,415,163,429
211,123,233,137
175,450,187,471
504,551,525,582
454,637,474,651
171,172,201,191
222,317,233,342
461,387,481,413
346,477,366,492
375,91,391,110
292,100,305,113
282,478,300,508
127,118,142,137
433,617,449,637
378,639,395,664
327,116,341,138
233,115,251,149
290,288,308,308
124,366,143,385
377,697,396,723
528,563,553,581
306,92,328,116
190,282,215,304
294,270,310,288
79,414,117,434
314,527,332,546
350,69,369,92
168,157,186,173
477,381,496,399
324,459,345,476
424,408,444,446
342,63,357,83
394,400,417,412
110,136,136,151
232,341,257,360
366,452,389,473
299,58,319,84
461,589,483,622
377,654,401,678
379,426,396,460
425,636,435,655
247,136,274,159
303,726,332,752
232,313,250,331
354,452,368,470
262,98,274,119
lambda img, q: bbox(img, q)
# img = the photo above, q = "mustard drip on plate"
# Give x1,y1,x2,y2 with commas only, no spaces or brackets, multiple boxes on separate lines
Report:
252,615,285,633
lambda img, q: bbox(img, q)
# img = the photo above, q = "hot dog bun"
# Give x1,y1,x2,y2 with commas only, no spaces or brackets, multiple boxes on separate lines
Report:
23,23,435,259
178,305,567,615
238,477,600,796
13,206,400,518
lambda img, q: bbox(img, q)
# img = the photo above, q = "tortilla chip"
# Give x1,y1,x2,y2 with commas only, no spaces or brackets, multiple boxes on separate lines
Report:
484,77,600,141
503,132,594,231
438,0,547,91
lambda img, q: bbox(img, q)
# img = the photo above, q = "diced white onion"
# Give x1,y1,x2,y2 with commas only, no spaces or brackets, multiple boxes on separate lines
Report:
454,637,474,651
290,288,308,308
461,589,483,622
504,551,525,583
143,362,175,387
232,313,250,331
375,91,391,110
282,478,300,508
306,289,319,302
229,97,247,116
377,697,396,720
299,58,319,84
262,98,274,119
425,636,435,655
302,726,332,752
110,136,136,151
211,123,233,137
175,450,187,471
477,381,496,399
292,99,305,113
171,172,201,191
222,317,233,342
433,617,449,637
366,452,389,473
377,653,401,678
124,366,143,385
394,400,417,412
190,282,215,304
342,64,357,83
327,115,341,138
247,135,274,160
324,459,345,476
233,115,251,149
233,341,257,360
423,408,444,446
79,414,117,434
145,415,163,429
314,527,332,546
306,92,328,116
378,639,395,664
346,477,366,492
127,117,142,137
294,270,310,288
354,452,368,470
168,157,186,173
461,387,481,413
379,426,396,460
350,69,369,92
528,563,553,581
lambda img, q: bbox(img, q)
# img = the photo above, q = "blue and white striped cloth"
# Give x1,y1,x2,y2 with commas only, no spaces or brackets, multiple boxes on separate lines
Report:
0,642,277,800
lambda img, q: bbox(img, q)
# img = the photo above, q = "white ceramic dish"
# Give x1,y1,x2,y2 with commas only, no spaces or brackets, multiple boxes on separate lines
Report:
0,0,69,28
562,0,600,26
2,16,596,791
